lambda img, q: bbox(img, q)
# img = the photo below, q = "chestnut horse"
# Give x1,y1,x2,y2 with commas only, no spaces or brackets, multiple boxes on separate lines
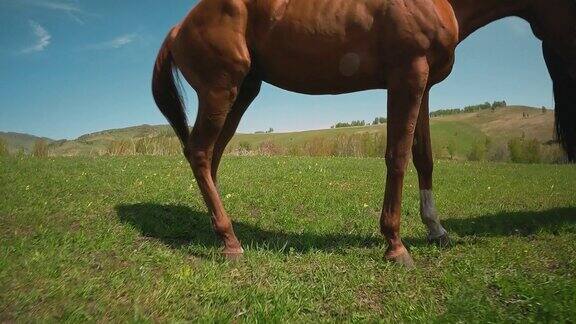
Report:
153,0,576,266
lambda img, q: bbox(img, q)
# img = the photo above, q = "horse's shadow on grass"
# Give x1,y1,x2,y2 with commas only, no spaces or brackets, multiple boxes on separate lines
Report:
443,207,576,238
115,203,383,254
115,203,576,255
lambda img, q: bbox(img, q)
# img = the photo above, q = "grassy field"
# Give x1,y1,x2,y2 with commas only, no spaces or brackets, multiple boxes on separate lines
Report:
1,156,575,322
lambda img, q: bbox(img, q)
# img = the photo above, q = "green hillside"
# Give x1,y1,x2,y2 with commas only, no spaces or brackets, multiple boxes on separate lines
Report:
0,132,54,154
440,106,554,142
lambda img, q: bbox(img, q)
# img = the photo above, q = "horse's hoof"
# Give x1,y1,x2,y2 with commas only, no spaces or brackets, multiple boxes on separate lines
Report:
386,250,416,269
222,247,244,261
428,233,452,248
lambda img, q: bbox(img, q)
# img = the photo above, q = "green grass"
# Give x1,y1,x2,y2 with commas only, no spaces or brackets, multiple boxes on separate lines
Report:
1,156,575,322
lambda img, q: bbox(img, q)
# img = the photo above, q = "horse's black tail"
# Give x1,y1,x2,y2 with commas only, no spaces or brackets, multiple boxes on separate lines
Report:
543,42,576,162
152,30,189,146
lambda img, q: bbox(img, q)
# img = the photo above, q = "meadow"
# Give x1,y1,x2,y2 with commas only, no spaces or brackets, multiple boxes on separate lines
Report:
1,155,575,322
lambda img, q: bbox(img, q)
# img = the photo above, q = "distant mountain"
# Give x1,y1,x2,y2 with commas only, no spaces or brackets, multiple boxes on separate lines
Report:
0,132,54,154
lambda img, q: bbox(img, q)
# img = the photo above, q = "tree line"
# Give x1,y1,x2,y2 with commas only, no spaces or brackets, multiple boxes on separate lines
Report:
430,101,507,117
331,101,508,128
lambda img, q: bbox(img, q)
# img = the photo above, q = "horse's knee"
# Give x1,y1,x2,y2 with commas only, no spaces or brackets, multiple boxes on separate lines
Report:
186,145,212,172
385,153,409,178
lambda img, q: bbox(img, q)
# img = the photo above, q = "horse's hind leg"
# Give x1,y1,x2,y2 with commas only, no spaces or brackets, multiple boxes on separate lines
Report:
175,53,249,256
185,83,245,257
169,1,252,257
211,71,262,185
412,90,450,247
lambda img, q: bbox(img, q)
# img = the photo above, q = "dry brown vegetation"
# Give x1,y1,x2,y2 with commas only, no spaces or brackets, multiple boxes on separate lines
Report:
32,139,49,158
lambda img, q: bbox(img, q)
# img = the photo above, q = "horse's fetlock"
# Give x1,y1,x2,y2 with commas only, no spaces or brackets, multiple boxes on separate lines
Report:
212,217,233,235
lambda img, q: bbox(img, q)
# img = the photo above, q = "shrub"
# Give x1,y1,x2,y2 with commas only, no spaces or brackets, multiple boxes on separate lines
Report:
0,138,8,156
508,137,541,163
447,141,457,160
258,141,284,156
135,137,181,156
524,139,541,164
487,142,509,162
467,141,486,161
15,148,26,158
107,140,135,156
32,140,49,158
508,138,523,162
239,141,252,152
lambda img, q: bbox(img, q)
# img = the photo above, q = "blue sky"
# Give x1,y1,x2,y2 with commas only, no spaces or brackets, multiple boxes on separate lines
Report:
0,0,553,140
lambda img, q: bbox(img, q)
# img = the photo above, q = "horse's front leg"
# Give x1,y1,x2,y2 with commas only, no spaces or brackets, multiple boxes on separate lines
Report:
381,56,429,268
412,90,451,246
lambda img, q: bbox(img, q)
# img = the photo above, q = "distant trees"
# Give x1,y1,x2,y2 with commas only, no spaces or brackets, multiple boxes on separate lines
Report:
0,138,8,156
32,139,49,158
372,117,387,125
491,101,507,109
430,100,507,117
333,120,366,128
429,108,462,117
255,128,275,134
542,106,547,114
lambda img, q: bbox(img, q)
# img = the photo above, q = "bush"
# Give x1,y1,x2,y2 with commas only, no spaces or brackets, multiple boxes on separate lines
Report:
239,141,252,152
487,142,509,162
278,132,387,158
32,140,49,158
467,141,486,161
258,141,284,156
107,140,135,156
508,137,541,163
447,141,457,160
540,144,567,164
0,138,8,156
135,137,181,156
524,139,541,163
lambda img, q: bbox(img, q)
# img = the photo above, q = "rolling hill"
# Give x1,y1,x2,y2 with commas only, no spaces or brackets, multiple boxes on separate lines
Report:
0,106,558,160
0,132,54,154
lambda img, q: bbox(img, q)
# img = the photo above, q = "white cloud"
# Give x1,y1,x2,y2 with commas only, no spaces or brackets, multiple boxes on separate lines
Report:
31,0,81,12
21,20,51,53
18,0,87,24
85,34,138,50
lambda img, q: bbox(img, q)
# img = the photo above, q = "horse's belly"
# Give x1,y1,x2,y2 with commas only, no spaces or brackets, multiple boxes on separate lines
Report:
250,0,386,94
256,44,384,94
